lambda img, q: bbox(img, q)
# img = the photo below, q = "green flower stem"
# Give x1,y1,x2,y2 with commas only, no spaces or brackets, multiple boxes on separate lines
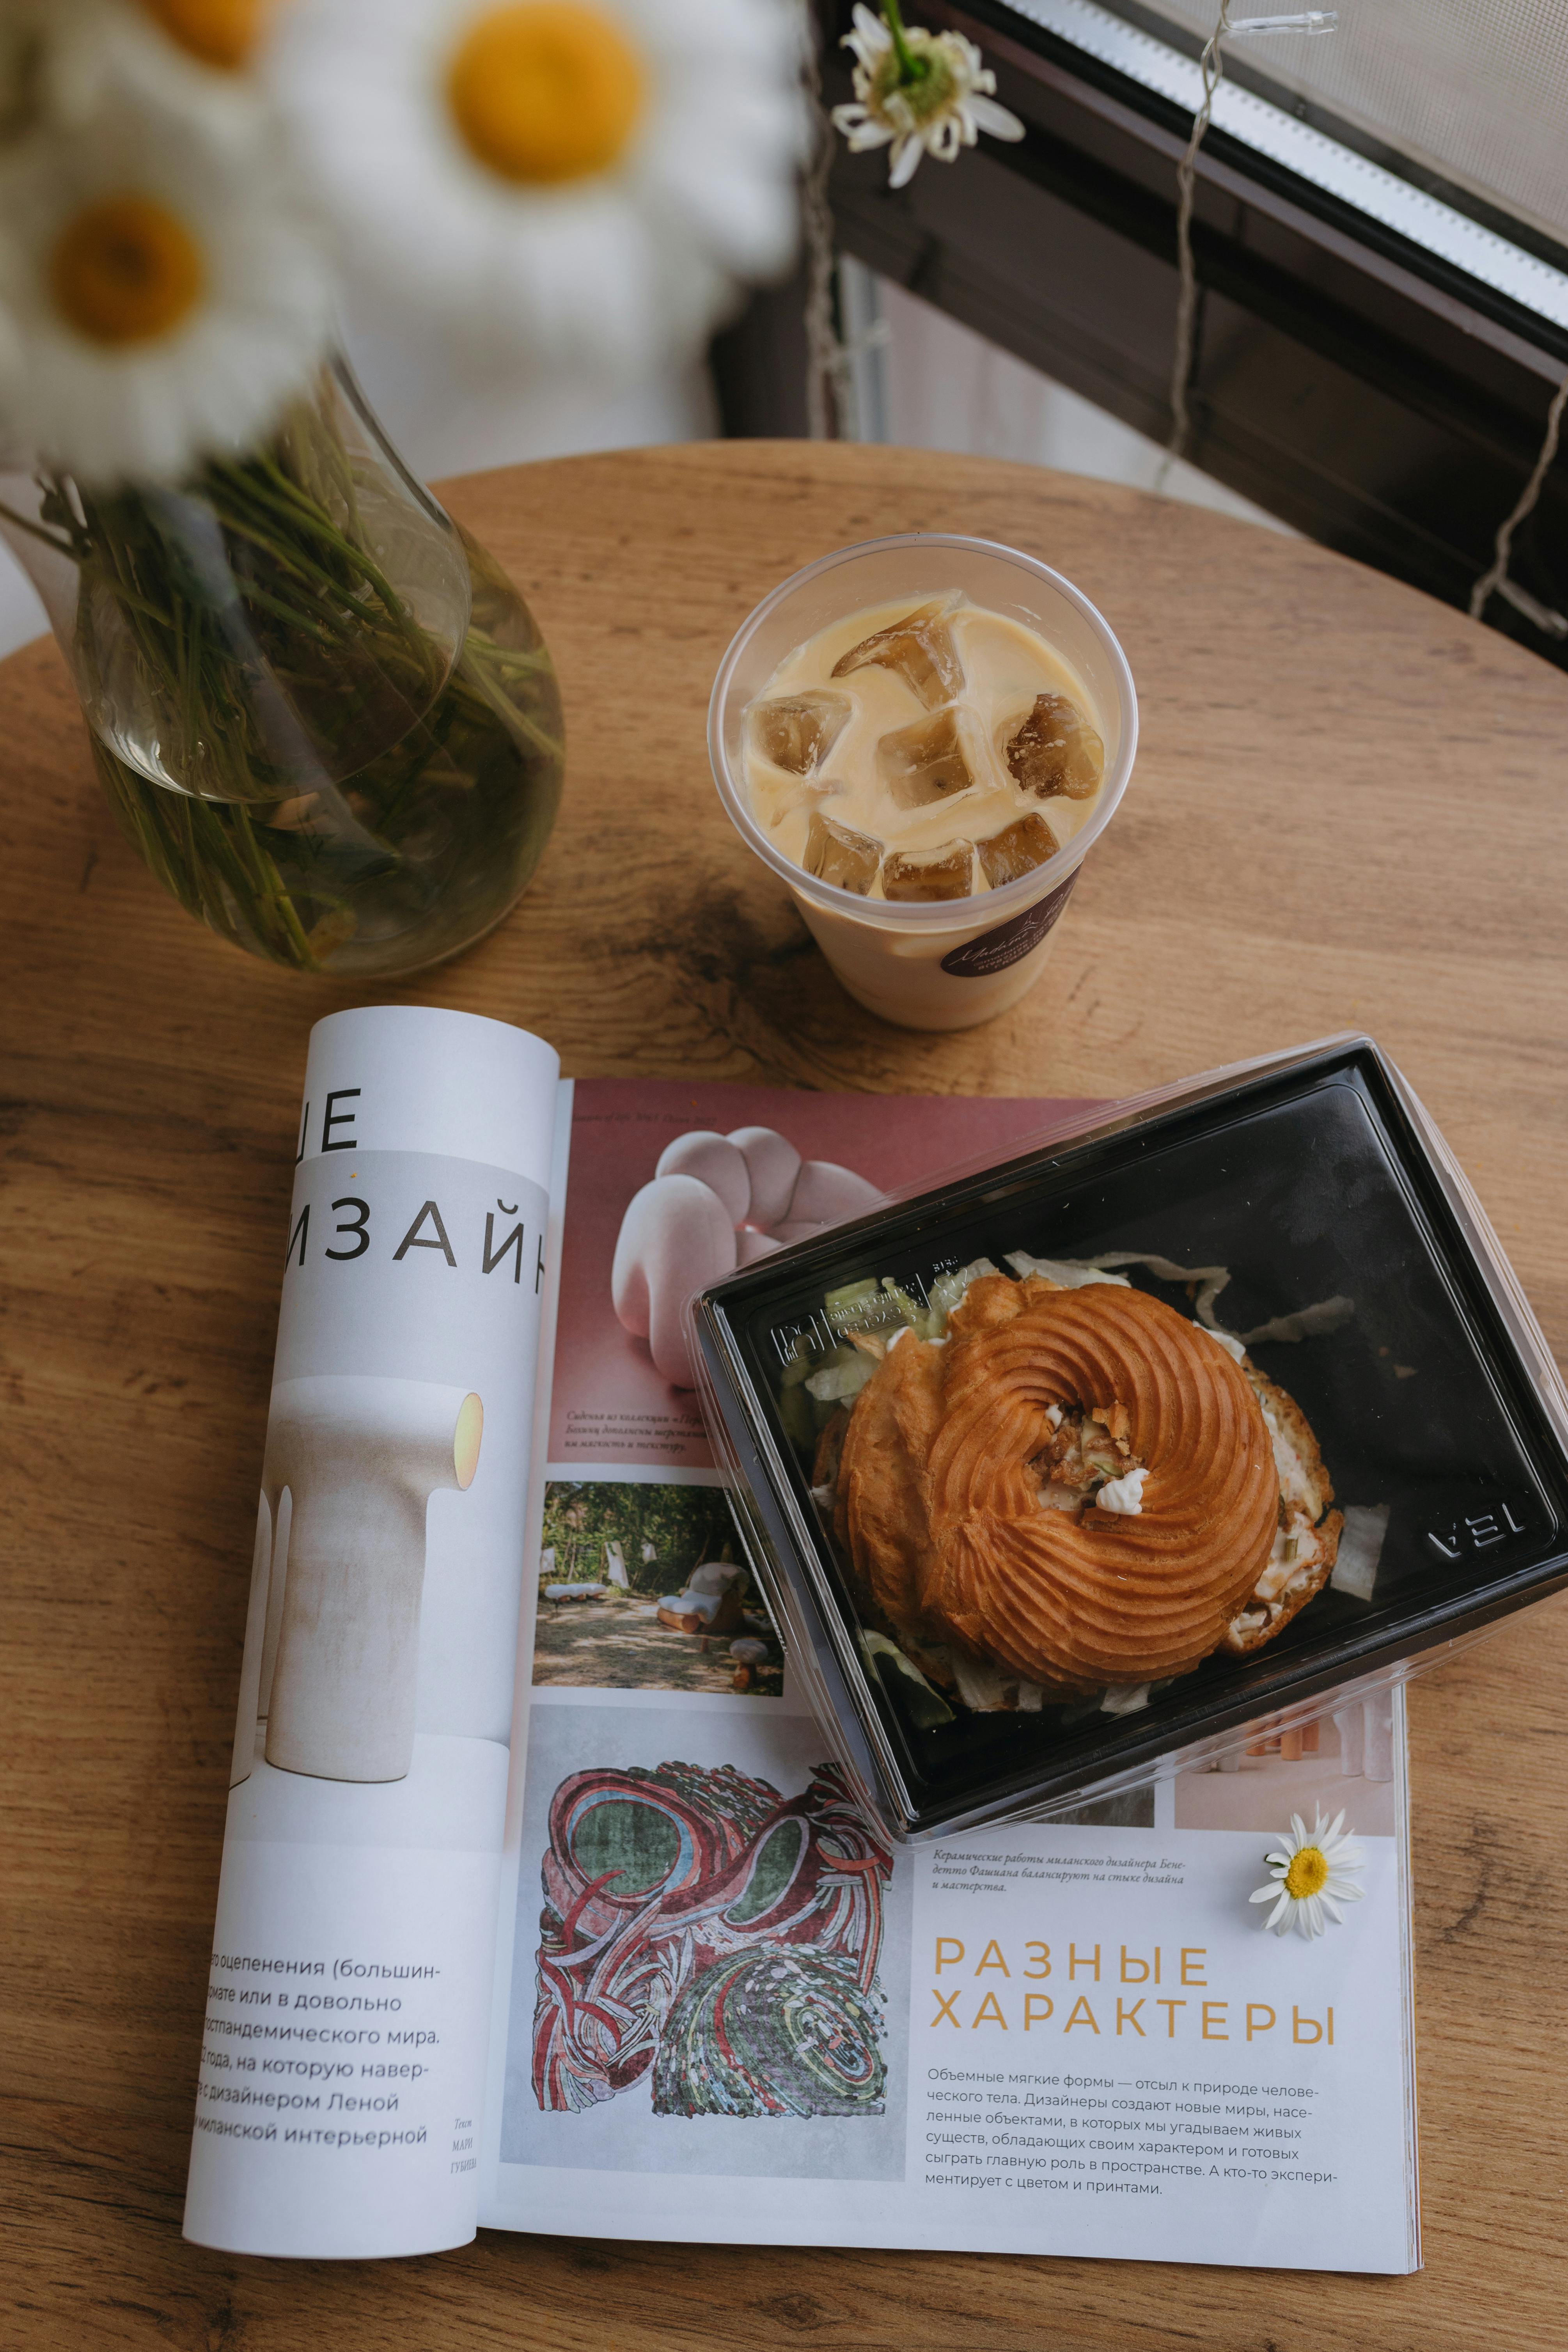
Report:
461,633,565,762
881,0,929,83
50,374,564,974
360,695,462,835
245,456,421,635
0,497,77,561
232,804,319,963
225,578,344,648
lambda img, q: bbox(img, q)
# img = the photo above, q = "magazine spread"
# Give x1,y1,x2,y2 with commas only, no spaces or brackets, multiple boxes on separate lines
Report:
184,1013,1420,2272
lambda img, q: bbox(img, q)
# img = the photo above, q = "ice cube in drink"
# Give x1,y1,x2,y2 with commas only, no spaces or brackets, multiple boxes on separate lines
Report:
882,839,974,901
831,598,965,710
878,706,975,808
1003,692,1104,800
804,811,883,895
976,812,1059,886
749,690,852,776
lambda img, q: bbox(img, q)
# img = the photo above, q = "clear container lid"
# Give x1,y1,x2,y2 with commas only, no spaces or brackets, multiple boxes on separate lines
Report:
689,1037,1568,1839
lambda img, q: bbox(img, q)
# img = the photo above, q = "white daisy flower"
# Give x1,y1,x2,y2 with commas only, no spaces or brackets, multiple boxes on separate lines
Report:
266,0,806,380
133,1,274,74
1248,1807,1365,1939
0,63,332,482
0,0,268,149
832,2,1022,190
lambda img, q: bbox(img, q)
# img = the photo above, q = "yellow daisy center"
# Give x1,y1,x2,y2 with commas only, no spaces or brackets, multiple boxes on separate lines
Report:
447,3,646,186
1284,1846,1329,1900
140,0,270,70
51,195,206,347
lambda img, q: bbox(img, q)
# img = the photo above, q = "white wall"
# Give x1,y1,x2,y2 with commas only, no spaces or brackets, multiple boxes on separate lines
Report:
0,537,44,661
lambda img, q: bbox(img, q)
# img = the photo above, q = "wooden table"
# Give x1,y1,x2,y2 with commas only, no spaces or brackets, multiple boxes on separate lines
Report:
4,443,1566,2351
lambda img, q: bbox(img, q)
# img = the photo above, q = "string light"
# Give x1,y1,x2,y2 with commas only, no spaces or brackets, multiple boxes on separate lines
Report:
1165,0,1233,464
1165,4,1338,467
1470,370,1568,638
1231,11,1337,33
801,11,854,440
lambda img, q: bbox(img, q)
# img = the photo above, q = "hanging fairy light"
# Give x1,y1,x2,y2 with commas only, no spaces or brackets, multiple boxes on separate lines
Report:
1470,377,1568,639
1165,5,1338,463
1169,2,1562,643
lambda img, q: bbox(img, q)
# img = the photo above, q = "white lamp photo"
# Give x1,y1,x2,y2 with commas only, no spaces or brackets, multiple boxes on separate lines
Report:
250,1375,484,1785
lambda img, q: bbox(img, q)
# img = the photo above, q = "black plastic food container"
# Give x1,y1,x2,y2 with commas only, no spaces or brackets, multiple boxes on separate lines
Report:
688,1038,1568,1840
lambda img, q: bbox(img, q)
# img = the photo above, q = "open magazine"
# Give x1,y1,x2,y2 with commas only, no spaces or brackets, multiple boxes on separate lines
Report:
184,1007,1420,2272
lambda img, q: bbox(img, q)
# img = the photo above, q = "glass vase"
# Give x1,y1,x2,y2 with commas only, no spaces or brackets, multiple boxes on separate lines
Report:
0,359,564,977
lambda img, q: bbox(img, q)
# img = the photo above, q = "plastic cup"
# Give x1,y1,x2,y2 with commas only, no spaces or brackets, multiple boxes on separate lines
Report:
708,533,1138,1032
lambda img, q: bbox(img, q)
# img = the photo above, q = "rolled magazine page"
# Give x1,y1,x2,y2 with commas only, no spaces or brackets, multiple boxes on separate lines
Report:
184,1006,559,2260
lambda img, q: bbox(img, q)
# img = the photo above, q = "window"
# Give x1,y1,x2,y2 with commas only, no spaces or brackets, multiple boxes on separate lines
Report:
802,0,1568,662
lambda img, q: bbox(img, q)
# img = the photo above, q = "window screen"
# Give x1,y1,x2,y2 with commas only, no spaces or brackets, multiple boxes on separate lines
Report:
1135,0,1568,249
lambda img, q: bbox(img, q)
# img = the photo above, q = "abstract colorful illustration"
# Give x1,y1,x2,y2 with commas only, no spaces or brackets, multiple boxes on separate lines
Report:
531,1759,893,2120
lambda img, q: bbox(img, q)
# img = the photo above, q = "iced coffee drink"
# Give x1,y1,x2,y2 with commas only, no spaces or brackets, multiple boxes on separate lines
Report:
709,534,1136,1032
743,593,1105,905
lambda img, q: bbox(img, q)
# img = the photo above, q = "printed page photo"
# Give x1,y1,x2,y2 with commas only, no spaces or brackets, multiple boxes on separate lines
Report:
546,1079,1089,1470
532,1476,785,1700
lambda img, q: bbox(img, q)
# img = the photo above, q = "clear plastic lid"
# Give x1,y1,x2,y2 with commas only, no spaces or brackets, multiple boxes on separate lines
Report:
689,1037,1568,1839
